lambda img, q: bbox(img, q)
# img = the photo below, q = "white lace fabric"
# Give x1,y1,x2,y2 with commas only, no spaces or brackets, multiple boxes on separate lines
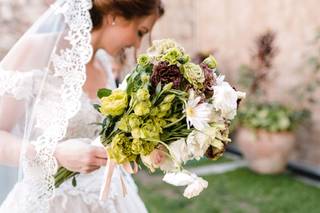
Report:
0,0,94,212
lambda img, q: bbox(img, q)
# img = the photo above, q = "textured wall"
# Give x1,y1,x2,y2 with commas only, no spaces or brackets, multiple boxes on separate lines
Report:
1,0,319,166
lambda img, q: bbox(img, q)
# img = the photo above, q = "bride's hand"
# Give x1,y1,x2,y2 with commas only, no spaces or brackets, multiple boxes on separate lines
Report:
54,139,108,174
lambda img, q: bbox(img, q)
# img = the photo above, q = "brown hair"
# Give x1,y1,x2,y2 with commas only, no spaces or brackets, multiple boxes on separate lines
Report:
90,0,164,29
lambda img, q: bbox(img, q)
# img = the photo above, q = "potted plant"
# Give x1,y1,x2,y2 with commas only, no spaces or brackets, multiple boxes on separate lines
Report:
235,30,310,174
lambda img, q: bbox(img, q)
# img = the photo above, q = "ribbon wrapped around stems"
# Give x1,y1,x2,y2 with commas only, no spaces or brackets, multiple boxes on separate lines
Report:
99,159,138,200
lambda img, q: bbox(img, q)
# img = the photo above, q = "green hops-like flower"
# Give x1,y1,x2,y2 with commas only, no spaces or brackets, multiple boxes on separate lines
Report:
203,55,218,69
137,54,150,67
182,63,205,90
161,47,182,65
136,88,150,102
134,101,151,116
100,89,128,117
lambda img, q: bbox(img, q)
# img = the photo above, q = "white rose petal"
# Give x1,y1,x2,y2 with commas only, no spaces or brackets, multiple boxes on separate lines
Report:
169,139,190,165
163,172,194,186
187,130,210,160
213,79,239,120
183,176,208,199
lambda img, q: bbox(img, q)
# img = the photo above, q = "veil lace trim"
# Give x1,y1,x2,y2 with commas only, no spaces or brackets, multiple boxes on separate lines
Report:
0,0,93,212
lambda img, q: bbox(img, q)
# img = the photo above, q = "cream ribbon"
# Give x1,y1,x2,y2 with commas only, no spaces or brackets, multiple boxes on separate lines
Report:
99,160,138,200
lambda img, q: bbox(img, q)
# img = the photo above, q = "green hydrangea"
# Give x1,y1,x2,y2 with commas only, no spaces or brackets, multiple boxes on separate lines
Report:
100,89,128,117
182,63,205,90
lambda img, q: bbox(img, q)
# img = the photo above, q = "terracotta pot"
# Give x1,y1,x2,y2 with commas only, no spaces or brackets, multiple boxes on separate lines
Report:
236,127,295,174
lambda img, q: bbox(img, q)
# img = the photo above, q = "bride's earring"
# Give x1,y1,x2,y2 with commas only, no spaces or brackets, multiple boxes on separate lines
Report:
112,21,116,26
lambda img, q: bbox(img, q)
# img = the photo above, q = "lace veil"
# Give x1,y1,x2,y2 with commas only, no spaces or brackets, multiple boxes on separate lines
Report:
0,0,93,212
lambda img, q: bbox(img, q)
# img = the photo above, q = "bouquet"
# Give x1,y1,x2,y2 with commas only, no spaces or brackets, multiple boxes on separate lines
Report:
55,39,245,199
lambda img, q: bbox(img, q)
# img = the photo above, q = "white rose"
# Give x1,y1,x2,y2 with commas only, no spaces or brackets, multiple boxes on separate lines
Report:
163,171,194,186
183,176,208,199
169,139,190,165
212,76,240,120
187,130,211,160
163,170,208,198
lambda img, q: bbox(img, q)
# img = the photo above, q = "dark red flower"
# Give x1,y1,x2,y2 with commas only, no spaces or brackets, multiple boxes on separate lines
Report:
200,63,216,98
151,61,183,89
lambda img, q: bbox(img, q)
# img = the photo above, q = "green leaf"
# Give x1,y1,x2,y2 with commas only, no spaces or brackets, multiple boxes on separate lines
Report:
93,104,101,112
97,88,112,99
72,176,77,187
156,82,162,95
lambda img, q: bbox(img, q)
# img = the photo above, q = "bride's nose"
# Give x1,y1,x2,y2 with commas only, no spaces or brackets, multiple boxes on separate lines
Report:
134,37,142,49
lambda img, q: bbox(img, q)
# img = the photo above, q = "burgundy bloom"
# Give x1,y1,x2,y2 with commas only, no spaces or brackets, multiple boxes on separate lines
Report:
200,63,216,98
151,61,183,89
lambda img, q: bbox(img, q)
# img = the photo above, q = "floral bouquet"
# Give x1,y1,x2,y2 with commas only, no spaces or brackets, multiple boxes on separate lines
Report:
55,39,245,199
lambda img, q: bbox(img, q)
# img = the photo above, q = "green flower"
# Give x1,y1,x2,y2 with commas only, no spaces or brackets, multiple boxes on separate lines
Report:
182,63,205,89
203,55,218,69
159,102,171,113
100,89,128,117
178,54,191,64
118,114,130,132
131,128,141,139
107,134,137,164
141,141,156,156
137,54,150,67
128,113,142,129
136,88,150,102
131,139,143,155
134,101,152,116
161,48,183,65
141,73,150,83
140,119,162,139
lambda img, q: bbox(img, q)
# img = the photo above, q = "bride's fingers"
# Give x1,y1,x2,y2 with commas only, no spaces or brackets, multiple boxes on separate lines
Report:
91,147,108,159
81,166,100,174
90,157,108,167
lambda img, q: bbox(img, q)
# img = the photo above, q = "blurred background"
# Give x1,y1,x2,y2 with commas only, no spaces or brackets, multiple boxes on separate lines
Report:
1,0,319,212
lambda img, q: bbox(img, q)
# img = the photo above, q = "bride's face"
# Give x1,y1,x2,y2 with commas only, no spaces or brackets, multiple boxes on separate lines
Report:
94,14,159,56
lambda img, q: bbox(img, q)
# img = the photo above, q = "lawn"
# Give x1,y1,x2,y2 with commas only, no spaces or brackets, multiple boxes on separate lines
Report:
134,158,320,213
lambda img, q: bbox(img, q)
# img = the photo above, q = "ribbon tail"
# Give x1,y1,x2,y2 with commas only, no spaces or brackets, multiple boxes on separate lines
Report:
99,160,116,201
119,174,128,197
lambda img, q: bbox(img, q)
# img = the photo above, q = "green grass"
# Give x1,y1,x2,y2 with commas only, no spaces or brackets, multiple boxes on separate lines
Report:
134,167,320,213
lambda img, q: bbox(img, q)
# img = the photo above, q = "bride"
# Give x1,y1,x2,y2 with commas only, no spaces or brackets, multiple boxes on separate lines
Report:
0,0,164,212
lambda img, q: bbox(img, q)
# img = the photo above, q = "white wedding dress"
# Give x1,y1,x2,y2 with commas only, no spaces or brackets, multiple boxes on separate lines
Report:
0,51,148,213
